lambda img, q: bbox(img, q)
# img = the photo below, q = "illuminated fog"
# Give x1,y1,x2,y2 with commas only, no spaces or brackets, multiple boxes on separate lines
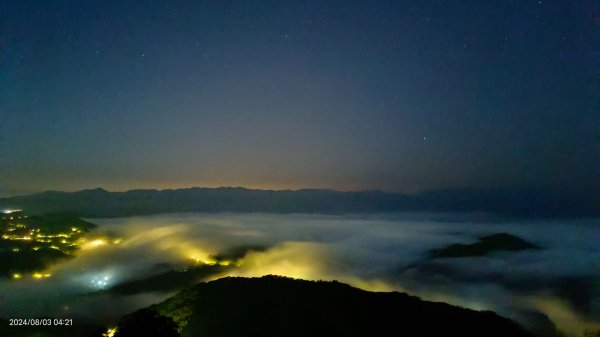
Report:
1,213,598,336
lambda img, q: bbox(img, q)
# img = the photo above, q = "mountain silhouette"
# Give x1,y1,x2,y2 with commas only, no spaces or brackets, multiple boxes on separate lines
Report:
113,275,537,337
1,186,596,217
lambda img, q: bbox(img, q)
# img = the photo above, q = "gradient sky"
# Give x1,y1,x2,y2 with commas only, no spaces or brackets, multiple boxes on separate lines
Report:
1,0,598,196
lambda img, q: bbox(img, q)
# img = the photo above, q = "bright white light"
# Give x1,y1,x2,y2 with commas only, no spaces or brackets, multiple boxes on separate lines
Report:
90,274,112,289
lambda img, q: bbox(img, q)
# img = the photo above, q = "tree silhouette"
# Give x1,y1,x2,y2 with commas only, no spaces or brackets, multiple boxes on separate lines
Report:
114,309,179,337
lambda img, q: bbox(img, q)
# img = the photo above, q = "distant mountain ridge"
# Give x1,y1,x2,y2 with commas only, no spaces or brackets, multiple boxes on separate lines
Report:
0,186,597,218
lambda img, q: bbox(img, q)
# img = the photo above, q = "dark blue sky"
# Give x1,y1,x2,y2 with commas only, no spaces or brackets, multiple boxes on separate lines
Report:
1,0,598,196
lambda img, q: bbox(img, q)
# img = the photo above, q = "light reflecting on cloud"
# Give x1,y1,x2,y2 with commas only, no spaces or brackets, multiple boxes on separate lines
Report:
0,213,598,336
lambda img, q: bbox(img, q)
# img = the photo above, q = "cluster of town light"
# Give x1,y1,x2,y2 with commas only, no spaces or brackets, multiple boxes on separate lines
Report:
2,221,81,254
2,209,122,281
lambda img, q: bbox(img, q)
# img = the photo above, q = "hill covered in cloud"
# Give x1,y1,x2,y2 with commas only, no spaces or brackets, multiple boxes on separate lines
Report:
1,186,597,218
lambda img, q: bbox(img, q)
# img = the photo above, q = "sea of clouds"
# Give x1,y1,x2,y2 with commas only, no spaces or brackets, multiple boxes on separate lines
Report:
1,212,598,336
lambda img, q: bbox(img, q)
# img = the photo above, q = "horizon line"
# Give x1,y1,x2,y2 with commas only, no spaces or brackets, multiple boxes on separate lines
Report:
1,184,587,199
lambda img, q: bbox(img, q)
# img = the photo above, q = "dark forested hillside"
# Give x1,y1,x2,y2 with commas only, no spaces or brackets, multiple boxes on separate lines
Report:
113,275,537,337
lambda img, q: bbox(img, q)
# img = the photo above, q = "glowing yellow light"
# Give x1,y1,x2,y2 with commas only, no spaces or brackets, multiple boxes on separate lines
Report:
50,246,60,250
190,256,234,266
112,238,122,244
191,256,217,265
11,248,19,252
61,239,67,244
32,247,41,251
71,227,78,232
91,239,106,246
32,272,51,279
102,327,117,337
81,239,108,250
12,273,22,279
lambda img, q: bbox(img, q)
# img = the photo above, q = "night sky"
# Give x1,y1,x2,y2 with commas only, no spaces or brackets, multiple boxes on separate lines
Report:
1,1,598,196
